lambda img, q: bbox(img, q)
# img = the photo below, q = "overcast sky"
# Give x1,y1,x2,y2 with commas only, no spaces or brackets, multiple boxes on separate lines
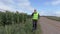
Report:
0,0,60,16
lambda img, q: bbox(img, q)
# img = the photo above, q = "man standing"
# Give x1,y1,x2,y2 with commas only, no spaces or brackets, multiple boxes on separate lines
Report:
31,9,40,31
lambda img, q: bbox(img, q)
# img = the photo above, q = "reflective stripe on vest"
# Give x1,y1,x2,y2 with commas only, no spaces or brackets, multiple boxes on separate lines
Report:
33,13,38,20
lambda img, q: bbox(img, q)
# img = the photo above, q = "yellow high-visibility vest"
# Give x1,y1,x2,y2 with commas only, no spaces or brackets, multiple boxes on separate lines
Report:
32,13,38,20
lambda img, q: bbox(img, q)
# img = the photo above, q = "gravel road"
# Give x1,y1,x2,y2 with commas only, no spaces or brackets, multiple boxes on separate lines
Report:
39,17,60,34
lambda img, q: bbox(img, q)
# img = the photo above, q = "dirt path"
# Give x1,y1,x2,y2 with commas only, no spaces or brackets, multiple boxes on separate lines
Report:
39,17,60,34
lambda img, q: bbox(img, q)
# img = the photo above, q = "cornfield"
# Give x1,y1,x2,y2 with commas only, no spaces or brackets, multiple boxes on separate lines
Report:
0,11,42,34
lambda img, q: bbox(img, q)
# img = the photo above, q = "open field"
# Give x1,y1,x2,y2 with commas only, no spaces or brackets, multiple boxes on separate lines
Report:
46,16,60,21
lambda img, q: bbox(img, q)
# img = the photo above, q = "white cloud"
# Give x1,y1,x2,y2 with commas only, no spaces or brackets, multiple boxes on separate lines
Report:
45,0,60,5
55,11,60,16
0,0,34,13
17,0,34,12
52,0,60,5
0,2,15,11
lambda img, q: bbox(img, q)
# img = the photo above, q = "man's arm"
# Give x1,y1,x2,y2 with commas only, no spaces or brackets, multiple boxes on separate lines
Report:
38,14,40,19
31,13,34,17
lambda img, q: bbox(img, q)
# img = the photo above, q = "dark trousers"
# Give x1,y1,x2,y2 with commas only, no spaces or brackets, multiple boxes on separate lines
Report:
32,20,37,30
